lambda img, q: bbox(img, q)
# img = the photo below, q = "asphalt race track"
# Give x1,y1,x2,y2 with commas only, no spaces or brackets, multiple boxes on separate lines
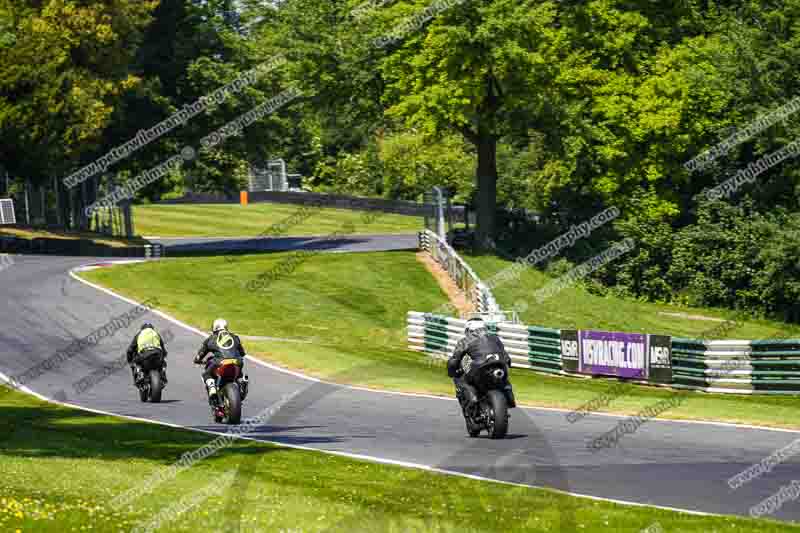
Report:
151,233,418,255
3,252,800,522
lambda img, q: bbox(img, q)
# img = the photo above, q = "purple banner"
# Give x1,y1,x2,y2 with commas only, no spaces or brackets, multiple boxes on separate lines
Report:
578,330,648,379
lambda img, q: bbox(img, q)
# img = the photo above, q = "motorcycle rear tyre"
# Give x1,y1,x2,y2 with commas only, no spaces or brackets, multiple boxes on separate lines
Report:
148,369,163,403
222,383,242,424
486,390,509,439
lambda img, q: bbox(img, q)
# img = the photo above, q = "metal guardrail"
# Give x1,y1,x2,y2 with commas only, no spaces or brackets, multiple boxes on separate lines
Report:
418,229,500,315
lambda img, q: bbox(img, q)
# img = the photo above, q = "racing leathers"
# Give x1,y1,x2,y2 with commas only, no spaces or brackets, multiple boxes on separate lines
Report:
194,330,247,405
126,328,167,386
447,329,516,415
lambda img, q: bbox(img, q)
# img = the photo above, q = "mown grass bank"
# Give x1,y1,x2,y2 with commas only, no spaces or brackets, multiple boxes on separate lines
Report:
132,203,422,237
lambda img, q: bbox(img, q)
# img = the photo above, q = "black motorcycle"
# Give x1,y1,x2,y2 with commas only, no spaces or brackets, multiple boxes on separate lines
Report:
134,351,167,403
458,354,515,439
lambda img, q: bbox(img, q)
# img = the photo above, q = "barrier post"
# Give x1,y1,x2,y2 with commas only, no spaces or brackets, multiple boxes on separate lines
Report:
240,191,249,206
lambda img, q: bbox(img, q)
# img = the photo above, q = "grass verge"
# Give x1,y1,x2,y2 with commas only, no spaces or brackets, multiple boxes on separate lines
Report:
0,387,794,532
132,203,422,237
79,251,800,430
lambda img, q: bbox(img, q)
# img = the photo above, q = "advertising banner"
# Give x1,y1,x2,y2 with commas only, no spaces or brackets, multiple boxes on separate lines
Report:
560,329,580,374
578,330,647,379
647,334,672,384
559,329,673,383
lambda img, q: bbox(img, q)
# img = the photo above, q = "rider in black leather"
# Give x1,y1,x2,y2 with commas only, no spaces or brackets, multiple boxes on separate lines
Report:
194,318,247,405
447,317,516,415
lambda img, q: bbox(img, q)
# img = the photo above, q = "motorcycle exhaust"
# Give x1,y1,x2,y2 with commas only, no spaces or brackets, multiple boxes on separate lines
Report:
492,368,505,380
240,375,249,399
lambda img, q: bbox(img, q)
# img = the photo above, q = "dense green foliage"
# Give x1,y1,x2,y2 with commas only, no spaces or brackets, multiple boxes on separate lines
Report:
5,0,800,318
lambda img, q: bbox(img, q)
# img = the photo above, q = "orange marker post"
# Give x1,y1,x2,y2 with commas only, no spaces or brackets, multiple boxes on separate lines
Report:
240,191,249,206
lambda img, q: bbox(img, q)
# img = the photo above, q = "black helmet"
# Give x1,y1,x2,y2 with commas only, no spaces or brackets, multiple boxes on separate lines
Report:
141,322,155,331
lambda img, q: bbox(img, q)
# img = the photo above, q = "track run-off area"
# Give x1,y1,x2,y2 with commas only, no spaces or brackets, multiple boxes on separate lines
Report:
3,249,800,524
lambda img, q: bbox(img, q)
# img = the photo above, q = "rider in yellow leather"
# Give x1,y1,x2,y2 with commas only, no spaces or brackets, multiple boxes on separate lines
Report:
194,318,248,406
126,323,168,386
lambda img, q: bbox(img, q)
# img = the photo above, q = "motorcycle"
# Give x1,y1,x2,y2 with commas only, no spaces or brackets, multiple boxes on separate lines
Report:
134,351,167,403
457,353,515,439
197,357,249,424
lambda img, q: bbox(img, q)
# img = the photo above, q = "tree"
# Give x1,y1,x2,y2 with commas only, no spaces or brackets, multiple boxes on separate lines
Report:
0,0,157,225
378,0,562,248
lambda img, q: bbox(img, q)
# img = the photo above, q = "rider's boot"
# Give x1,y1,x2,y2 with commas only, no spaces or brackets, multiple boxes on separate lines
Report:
131,365,144,386
205,378,218,406
160,360,168,385
503,383,517,408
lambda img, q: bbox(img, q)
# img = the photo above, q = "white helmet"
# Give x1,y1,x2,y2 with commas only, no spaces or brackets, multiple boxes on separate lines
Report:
464,317,486,335
212,318,228,332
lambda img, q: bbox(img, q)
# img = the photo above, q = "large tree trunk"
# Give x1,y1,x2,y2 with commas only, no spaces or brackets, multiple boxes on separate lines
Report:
474,131,497,251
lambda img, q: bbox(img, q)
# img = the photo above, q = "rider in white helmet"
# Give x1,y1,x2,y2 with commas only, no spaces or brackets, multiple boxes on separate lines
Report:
194,318,248,405
447,317,516,415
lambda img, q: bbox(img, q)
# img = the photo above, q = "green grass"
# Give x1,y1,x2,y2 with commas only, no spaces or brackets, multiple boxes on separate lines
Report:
132,203,422,237
0,387,795,532
466,253,800,339
80,251,800,430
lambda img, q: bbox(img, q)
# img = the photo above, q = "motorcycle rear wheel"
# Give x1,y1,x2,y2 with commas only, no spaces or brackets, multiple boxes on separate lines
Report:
221,383,242,424
148,369,163,403
486,390,509,439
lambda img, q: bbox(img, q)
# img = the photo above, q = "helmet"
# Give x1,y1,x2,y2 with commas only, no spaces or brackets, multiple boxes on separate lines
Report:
212,318,228,332
464,317,486,336
141,322,154,331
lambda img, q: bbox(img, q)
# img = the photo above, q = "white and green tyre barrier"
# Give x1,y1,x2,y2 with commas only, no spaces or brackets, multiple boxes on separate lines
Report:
671,337,800,394
406,312,562,373
408,313,800,395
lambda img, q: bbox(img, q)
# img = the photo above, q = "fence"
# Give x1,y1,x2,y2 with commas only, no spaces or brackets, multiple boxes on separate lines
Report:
418,229,500,315
88,204,133,238
249,162,288,192
0,198,15,224
671,337,800,394
159,190,464,219
408,313,800,395
0,236,164,258
407,312,563,373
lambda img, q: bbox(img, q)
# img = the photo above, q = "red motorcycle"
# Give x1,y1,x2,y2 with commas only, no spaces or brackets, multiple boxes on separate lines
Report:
197,357,249,424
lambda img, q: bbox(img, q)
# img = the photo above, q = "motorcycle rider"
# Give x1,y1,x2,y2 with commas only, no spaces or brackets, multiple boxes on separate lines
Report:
194,318,248,406
447,317,516,416
126,323,168,386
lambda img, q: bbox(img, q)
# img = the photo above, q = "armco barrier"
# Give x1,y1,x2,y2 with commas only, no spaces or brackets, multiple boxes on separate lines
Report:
159,190,465,218
409,312,800,394
418,229,500,315
0,236,165,259
407,312,562,373
671,337,800,394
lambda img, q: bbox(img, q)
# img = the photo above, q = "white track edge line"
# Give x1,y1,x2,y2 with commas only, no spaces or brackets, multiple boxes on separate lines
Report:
0,368,719,519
